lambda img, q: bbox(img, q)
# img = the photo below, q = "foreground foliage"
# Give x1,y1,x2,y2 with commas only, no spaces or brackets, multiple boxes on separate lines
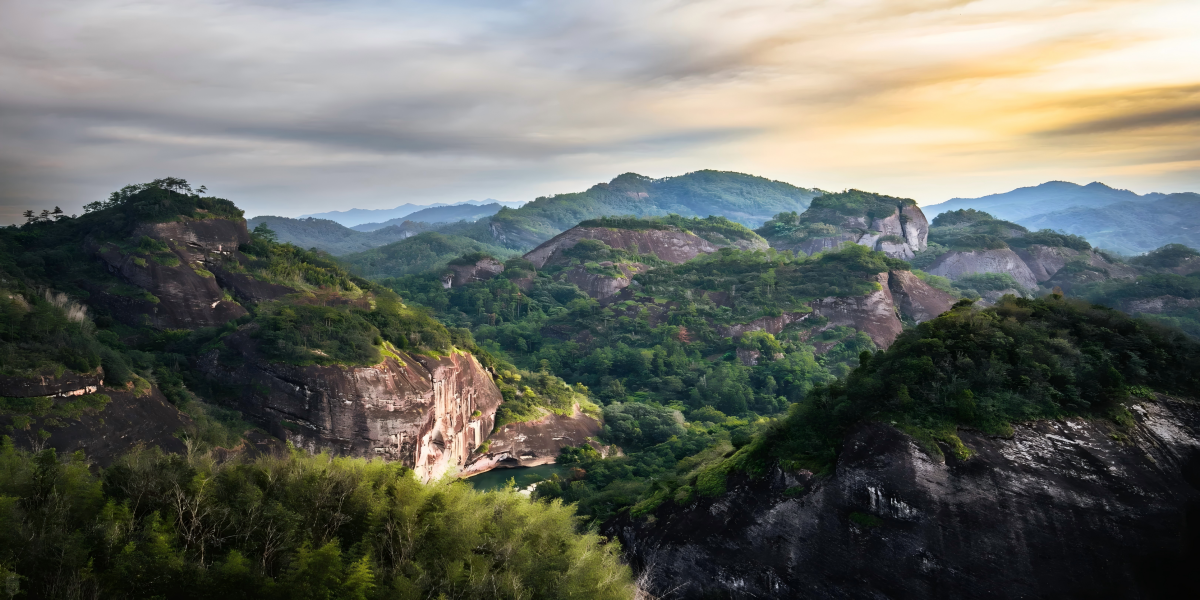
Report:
0,442,634,599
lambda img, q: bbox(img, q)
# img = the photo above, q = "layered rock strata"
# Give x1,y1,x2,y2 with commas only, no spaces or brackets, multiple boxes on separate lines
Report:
200,335,504,482
612,395,1200,599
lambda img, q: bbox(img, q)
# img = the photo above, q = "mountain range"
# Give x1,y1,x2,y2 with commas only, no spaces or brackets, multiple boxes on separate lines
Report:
298,198,525,227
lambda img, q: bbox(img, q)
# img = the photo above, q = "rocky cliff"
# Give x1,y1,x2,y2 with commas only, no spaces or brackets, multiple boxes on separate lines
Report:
779,204,929,259
200,332,504,482
611,394,1200,599
523,226,721,269
927,248,1040,290
87,218,251,328
461,405,602,475
720,271,954,350
446,256,505,287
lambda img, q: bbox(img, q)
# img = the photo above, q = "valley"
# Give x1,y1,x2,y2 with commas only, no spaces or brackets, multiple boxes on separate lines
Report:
1,174,1198,598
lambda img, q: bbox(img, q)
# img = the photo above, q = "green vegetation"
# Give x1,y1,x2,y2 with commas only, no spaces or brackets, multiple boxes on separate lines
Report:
0,442,634,599
1076,271,1200,338
338,232,516,278
756,190,916,248
1130,243,1199,269
464,171,816,249
245,216,432,256
721,294,1200,480
577,214,765,247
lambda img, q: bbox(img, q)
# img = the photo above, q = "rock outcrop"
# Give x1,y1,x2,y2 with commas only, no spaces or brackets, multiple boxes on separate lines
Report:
446,256,505,287
563,263,647,300
200,334,504,482
461,405,602,475
611,395,1200,599
809,272,904,348
788,204,929,259
523,227,720,269
721,271,954,350
1123,296,1200,315
1015,244,1138,284
927,248,1040,290
887,270,956,323
87,217,251,328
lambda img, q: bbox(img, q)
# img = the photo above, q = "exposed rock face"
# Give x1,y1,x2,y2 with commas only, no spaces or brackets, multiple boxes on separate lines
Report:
523,227,719,268
200,335,504,482
900,204,929,251
809,273,904,348
612,396,1200,599
791,205,929,259
719,312,811,339
461,405,602,475
1015,244,1139,283
0,368,103,398
888,270,956,323
721,271,951,350
928,248,1040,290
88,217,251,328
563,263,646,300
448,257,505,287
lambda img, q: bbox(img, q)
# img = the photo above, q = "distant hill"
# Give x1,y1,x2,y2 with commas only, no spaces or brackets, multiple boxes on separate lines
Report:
923,181,1165,221
300,199,524,227
453,170,819,250
338,232,517,278
352,203,505,231
1017,193,1200,255
247,215,430,255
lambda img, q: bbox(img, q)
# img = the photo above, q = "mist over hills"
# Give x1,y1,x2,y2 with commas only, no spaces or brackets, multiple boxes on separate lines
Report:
351,202,505,232
1019,192,1200,255
299,199,525,227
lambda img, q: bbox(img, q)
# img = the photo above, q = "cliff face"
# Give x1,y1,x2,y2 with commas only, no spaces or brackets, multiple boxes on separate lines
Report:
563,263,647,300
809,272,904,348
790,205,929,259
88,218,251,328
1015,244,1139,285
928,248,1040,290
461,405,602,475
0,369,103,398
721,271,954,350
524,227,719,268
888,270,955,323
447,257,505,287
201,334,504,482
611,395,1200,599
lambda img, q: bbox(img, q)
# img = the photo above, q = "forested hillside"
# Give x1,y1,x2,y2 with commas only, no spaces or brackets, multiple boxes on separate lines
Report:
247,215,430,255
0,179,636,599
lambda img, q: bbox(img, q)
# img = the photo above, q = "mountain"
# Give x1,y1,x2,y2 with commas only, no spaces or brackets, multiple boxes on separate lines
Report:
605,295,1200,598
446,171,819,251
247,215,430,255
299,199,523,227
755,189,929,259
923,181,1166,221
1017,192,1200,255
351,202,506,231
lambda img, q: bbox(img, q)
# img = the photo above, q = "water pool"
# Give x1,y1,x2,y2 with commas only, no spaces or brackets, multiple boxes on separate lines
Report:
464,464,564,492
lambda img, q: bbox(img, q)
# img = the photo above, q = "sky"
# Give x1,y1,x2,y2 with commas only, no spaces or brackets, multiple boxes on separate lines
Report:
1,0,1198,223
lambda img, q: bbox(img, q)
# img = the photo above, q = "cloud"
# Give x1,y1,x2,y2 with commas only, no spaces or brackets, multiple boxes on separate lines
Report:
0,0,1196,221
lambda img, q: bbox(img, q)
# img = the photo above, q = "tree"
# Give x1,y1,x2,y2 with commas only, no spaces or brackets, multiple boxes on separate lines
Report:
51,206,64,221
21,210,34,223
252,222,278,244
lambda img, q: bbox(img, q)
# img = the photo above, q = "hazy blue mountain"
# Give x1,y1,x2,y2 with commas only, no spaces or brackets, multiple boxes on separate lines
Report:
300,199,523,227
1018,193,1200,255
923,181,1166,221
351,203,505,231
247,215,431,255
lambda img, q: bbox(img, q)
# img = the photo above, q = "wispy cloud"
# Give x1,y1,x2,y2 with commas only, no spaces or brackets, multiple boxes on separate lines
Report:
0,0,1196,222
